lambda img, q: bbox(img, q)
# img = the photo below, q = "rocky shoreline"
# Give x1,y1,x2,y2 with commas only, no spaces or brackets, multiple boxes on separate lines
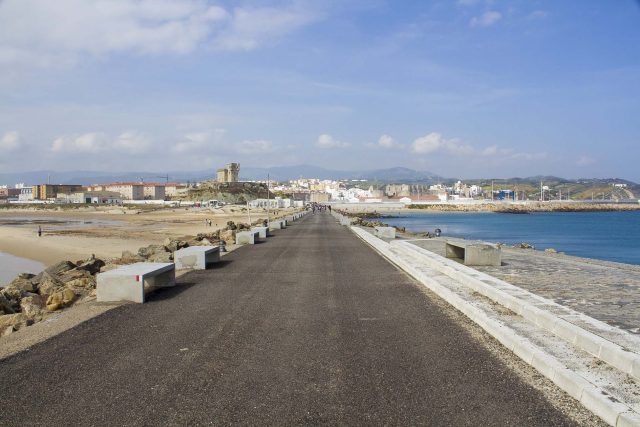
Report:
407,202,640,213
0,218,272,337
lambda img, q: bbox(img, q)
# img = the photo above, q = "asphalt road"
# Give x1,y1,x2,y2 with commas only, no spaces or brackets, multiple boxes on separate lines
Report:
0,212,576,426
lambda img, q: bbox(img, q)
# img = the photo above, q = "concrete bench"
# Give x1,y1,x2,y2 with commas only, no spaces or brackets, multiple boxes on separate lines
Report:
445,240,501,266
236,230,260,245
97,262,175,303
268,220,286,230
174,246,220,270
251,226,270,239
374,226,396,239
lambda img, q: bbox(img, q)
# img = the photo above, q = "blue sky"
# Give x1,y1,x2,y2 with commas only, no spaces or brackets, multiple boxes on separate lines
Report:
0,0,639,180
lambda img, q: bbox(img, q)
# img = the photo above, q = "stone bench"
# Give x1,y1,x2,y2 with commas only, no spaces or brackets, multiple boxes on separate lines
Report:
251,226,270,239
340,217,352,226
97,262,175,303
268,220,286,230
236,230,260,245
174,246,220,270
374,226,396,239
445,240,501,266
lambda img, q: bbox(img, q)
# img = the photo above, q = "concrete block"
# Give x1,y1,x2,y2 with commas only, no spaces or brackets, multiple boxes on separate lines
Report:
617,411,640,427
574,327,606,357
551,368,591,401
268,220,285,230
580,387,630,426
465,243,501,266
374,226,396,239
236,230,260,245
97,262,175,303
251,226,270,239
174,246,220,270
445,241,501,266
598,342,636,377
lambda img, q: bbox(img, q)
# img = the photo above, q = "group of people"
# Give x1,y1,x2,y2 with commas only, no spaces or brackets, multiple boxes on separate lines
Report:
204,219,213,227
310,203,331,213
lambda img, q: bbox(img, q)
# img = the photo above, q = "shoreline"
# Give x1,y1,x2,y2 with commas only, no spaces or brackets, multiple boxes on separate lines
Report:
340,209,640,266
334,202,640,214
0,206,287,266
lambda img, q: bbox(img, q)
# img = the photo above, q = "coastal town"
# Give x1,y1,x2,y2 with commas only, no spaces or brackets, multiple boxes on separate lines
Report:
1,162,638,208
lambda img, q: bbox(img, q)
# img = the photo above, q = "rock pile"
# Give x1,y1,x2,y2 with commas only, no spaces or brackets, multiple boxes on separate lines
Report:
0,256,105,336
0,234,225,337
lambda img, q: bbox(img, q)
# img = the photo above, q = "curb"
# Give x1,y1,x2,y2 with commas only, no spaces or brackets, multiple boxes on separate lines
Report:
393,240,640,381
350,226,640,427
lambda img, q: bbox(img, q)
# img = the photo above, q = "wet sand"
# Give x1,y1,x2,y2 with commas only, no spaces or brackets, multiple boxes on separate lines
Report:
0,206,290,266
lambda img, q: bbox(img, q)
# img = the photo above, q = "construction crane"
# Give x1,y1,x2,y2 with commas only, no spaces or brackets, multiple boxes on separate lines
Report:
156,174,171,184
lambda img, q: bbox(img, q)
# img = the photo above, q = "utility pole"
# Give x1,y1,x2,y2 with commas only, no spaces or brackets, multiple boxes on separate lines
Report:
266,173,270,226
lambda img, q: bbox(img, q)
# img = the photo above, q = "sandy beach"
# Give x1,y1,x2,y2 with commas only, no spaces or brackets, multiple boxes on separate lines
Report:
0,205,292,266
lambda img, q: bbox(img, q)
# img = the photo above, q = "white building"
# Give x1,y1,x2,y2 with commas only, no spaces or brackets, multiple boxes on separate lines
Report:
18,187,33,201
249,197,293,209
59,192,123,204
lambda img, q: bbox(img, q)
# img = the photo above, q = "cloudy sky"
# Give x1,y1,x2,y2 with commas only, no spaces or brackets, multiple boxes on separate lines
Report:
0,0,639,180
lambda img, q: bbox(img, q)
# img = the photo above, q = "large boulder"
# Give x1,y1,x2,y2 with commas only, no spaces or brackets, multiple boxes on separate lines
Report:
45,260,77,276
0,294,15,315
138,245,167,259
0,285,22,306
0,313,26,334
7,273,37,293
149,252,173,263
46,288,76,312
219,229,235,243
75,257,105,275
66,277,96,291
118,251,146,265
164,240,189,252
20,294,45,319
37,271,66,298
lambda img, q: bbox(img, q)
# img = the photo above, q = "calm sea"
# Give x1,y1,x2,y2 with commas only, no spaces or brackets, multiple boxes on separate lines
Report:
382,211,640,265
0,252,45,287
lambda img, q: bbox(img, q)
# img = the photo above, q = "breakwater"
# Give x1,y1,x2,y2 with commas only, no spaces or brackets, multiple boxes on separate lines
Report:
382,210,640,265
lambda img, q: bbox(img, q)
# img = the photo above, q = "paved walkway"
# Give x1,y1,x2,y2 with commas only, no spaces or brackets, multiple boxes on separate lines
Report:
0,213,576,425
409,238,640,333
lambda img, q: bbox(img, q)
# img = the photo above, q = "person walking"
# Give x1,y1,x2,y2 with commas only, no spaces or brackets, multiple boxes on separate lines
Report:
37,225,42,237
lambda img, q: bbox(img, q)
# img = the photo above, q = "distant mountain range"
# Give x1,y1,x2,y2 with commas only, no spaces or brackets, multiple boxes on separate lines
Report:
0,166,636,187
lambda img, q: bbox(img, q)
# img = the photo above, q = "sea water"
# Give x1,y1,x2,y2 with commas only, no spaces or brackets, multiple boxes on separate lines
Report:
0,252,45,287
382,211,640,265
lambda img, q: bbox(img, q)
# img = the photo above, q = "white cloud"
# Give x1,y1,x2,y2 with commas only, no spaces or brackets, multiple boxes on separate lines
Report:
52,132,108,152
481,145,499,156
173,130,224,153
236,139,274,154
113,131,152,154
411,132,544,162
0,0,319,67
211,6,317,51
0,131,21,151
411,132,473,155
470,11,502,28
577,155,595,166
51,131,153,154
377,134,402,149
316,134,350,149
